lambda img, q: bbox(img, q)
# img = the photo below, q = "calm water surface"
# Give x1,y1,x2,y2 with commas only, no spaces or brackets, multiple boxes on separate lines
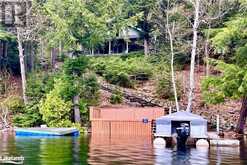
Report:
1,133,247,165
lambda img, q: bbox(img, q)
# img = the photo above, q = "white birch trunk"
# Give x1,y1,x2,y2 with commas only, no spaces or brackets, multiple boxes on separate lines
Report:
144,38,149,56
91,48,94,55
17,28,27,104
125,40,129,54
186,0,200,112
205,25,210,77
166,7,180,112
108,40,111,54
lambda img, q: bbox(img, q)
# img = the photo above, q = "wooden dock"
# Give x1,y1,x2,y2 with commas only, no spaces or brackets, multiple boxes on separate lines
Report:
15,128,79,136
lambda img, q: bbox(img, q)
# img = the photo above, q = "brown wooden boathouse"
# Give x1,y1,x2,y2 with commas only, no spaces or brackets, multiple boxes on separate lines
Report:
90,106,165,136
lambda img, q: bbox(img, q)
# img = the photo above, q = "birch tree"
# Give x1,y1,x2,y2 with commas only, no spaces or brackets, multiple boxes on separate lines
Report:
166,0,180,111
14,1,44,104
203,1,247,133
186,0,200,112
16,27,27,104
185,0,233,111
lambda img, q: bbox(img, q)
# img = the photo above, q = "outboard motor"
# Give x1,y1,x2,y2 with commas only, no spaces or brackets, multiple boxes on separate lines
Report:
176,123,190,151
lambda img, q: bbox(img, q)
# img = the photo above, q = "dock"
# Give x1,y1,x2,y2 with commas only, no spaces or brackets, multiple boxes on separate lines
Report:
15,128,79,136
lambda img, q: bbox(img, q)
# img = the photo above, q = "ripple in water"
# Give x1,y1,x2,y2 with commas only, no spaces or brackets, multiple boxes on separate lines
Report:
1,133,247,164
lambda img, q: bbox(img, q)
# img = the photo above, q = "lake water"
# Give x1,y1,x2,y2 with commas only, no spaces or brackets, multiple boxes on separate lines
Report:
1,133,247,165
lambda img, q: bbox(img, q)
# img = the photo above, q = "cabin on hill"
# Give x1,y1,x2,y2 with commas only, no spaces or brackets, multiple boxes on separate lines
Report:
67,28,144,57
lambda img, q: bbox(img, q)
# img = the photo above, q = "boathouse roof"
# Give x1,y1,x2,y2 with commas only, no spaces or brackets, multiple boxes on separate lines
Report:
156,111,207,125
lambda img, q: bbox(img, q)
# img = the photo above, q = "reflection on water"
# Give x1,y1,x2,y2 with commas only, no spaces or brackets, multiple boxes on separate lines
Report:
89,134,154,165
0,133,88,165
0,133,247,164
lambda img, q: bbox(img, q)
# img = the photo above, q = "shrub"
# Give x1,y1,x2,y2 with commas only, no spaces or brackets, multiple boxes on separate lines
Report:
79,100,89,123
91,56,154,88
3,95,24,114
39,88,73,127
155,77,174,99
63,56,89,76
13,101,43,127
155,77,182,100
26,71,57,101
13,72,59,127
0,70,11,96
110,90,123,104
80,73,100,105
53,76,77,101
105,71,133,88
91,60,107,76
126,57,153,78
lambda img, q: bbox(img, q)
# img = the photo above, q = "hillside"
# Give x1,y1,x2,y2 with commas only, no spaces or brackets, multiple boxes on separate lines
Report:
96,63,241,130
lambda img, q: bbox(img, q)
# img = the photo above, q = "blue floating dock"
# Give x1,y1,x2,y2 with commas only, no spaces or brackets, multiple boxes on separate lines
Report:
15,128,79,136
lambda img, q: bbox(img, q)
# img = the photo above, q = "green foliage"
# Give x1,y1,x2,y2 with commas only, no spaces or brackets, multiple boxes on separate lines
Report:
110,90,123,104
13,102,43,127
153,62,182,100
204,0,247,106
0,70,11,95
155,77,173,99
63,56,89,76
26,71,57,101
202,60,247,104
79,100,88,117
52,76,77,101
39,87,73,127
235,46,247,67
0,26,15,40
80,73,100,106
210,1,247,66
41,0,139,50
14,71,59,127
0,41,19,74
24,57,100,128
105,71,133,88
3,95,24,114
91,55,154,88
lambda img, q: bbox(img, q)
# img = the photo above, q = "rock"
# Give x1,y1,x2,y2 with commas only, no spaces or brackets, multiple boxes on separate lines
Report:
196,139,209,148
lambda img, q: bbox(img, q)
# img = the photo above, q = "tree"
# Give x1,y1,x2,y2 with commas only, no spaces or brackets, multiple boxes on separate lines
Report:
203,1,247,133
63,56,89,123
184,0,234,112
14,1,43,104
0,27,16,73
41,0,139,53
129,0,155,56
165,0,180,111
202,60,247,133
16,28,28,104
185,0,200,112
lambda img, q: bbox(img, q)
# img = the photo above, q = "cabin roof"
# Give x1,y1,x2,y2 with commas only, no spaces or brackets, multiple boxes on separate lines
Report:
118,28,142,39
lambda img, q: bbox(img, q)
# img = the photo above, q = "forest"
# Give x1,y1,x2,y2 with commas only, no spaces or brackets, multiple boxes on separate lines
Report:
0,0,246,134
